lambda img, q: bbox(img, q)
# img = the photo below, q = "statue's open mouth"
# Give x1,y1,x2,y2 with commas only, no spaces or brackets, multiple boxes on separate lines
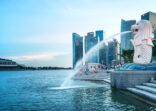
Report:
132,28,138,33
134,29,138,32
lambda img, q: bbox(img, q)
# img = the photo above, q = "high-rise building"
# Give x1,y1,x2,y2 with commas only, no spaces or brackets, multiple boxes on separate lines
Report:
85,32,98,63
99,43,107,65
72,33,83,68
84,30,104,64
95,30,107,65
96,30,104,41
141,11,156,37
72,30,105,67
107,39,119,67
85,32,95,53
120,19,136,51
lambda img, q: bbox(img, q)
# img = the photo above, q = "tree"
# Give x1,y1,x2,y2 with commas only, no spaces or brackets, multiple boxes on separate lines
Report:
153,42,156,56
122,49,134,63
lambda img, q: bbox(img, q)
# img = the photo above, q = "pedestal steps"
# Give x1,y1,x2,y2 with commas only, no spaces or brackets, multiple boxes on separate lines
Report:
150,80,156,84
127,81,156,102
143,83,156,88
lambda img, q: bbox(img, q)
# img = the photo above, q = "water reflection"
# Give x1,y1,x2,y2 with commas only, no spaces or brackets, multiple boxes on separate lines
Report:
0,70,155,111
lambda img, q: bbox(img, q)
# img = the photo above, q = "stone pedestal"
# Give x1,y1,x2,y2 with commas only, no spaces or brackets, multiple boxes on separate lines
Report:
111,71,156,89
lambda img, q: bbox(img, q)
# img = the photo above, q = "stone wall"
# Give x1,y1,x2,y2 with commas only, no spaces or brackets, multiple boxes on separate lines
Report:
111,71,156,89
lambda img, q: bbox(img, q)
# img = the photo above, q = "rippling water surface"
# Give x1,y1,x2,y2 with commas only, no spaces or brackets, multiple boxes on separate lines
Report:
0,70,155,111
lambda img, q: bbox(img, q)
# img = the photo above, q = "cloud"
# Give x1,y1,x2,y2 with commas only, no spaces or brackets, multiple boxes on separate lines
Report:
7,52,60,61
9,33,72,45
2,52,72,67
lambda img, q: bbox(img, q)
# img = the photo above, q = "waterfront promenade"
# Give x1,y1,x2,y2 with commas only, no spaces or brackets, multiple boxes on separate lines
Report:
73,70,111,83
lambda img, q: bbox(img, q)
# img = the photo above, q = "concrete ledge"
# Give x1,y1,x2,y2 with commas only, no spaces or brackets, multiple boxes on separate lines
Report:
111,71,156,89
73,71,110,82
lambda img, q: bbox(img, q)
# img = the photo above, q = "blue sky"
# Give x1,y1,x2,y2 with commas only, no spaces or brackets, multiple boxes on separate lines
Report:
0,0,156,67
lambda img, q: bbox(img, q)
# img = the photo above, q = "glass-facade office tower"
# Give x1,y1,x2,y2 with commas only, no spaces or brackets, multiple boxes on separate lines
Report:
96,30,103,41
120,19,136,60
72,30,104,68
72,33,83,68
107,39,119,67
100,44,108,65
141,11,156,37
85,32,98,63
84,30,104,64
96,30,106,64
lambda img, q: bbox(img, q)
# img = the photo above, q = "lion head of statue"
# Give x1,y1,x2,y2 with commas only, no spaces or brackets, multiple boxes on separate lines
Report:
131,20,153,40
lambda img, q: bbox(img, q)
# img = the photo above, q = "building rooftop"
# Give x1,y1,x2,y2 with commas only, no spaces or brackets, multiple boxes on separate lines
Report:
0,58,18,66
142,11,156,15
0,58,13,62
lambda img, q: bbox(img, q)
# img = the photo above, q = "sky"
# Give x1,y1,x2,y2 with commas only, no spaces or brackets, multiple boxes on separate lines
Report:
0,0,156,67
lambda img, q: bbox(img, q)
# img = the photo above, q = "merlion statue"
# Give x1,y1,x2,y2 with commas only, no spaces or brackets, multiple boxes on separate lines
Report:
131,20,154,64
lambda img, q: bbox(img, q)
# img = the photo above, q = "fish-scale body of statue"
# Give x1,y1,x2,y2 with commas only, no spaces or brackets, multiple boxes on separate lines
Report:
131,20,154,64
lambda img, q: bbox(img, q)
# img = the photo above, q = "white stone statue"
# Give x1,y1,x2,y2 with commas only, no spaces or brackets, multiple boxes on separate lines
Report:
131,20,154,64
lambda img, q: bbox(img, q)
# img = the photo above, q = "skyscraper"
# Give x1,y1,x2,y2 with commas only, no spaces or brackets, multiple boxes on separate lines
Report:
120,19,136,50
99,43,107,65
85,32,98,63
96,30,104,41
95,30,106,65
84,30,104,64
120,19,136,60
72,30,105,67
141,11,156,37
107,39,119,67
72,33,83,68
85,32,95,53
